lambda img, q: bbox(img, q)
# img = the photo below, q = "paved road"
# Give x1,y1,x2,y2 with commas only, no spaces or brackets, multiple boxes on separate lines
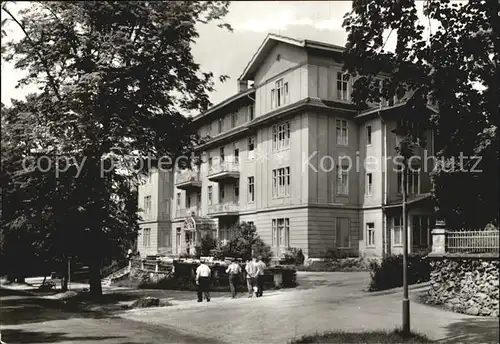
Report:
1,272,498,344
120,272,499,344
0,288,219,344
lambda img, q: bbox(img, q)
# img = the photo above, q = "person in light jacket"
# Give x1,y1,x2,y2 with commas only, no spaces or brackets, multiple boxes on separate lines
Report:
225,259,242,298
245,257,258,298
255,256,266,297
195,261,211,302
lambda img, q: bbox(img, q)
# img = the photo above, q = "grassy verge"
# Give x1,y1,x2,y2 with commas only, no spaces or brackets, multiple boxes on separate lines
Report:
289,329,432,344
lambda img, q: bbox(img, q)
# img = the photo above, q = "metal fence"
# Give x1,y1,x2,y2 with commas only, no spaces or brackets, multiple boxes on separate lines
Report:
446,229,499,253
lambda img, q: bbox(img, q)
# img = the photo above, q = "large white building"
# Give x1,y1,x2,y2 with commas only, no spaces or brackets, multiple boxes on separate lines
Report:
136,34,438,260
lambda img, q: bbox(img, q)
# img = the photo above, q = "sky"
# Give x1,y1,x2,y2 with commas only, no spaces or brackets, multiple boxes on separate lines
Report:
1,1,435,108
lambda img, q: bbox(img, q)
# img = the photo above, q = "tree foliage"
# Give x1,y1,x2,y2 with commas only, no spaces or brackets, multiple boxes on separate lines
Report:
217,222,273,264
343,0,499,228
1,1,231,294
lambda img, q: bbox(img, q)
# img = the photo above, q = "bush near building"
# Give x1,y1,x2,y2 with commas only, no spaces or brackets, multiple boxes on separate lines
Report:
117,260,297,291
368,254,431,291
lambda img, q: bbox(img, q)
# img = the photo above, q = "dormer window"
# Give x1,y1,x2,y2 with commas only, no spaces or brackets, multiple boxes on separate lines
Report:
271,78,289,109
336,72,351,101
369,78,383,105
217,117,223,134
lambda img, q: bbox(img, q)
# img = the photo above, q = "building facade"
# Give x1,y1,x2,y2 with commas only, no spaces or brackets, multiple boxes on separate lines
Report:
137,34,438,260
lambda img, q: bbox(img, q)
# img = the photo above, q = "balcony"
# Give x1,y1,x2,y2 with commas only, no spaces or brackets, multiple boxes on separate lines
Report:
176,207,201,219
207,161,240,182
207,202,240,217
175,170,202,191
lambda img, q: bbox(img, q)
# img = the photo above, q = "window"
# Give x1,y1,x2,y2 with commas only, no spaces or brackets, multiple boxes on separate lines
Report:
367,223,375,247
248,136,255,151
248,105,255,121
336,119,348,145
176,193,180,206
208,186,213,205
412,215,435,250
217,117,223,133
142,228,151,247
397,169,420,195
369,78,383,105
272,167,290,198
208,156,213,169
248,136,256,159
219,186,224,202
336,165,349,195
197,191,201,205
247,221,254,227
234,183,239,198
144,196,151,214
271,78,289,108
407,169,420,194
336,72,350,101
336,218,350,248
220,147,225,163
272,218,290,248
159,230,171,247
231,112,237,128
366,173,372,195
186,194,191,208
272,121,290,151
366,125,372,145
392,216,402,246
176,228,181,254
248,176,255,202
207,123,212,136
234,149,239,164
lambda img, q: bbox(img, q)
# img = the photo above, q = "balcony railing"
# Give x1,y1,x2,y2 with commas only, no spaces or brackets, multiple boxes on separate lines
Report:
176,170,201,185
176,207,201,218
207,202,240,215
207,161,240,182
208,161,240,175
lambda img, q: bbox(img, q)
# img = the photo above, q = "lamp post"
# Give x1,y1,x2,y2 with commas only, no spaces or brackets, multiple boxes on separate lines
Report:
402,162,410,335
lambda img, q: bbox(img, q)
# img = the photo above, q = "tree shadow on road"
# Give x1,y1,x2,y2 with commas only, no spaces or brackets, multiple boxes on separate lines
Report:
439,317,499,344
1,329,125,344
0,295,115,325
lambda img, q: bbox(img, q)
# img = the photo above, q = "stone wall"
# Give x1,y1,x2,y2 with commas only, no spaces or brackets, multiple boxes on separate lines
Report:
427,256,499,317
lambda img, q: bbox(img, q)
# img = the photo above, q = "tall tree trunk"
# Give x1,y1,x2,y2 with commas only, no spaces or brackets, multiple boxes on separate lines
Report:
88,260,102,296
61,258,69,292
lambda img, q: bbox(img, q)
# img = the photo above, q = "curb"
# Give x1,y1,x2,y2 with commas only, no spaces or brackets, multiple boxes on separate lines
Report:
0,285,40,297
363,281,431,297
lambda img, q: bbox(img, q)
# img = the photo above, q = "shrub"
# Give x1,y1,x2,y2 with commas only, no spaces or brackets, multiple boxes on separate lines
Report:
369,254,431,291
178,252,195,259
194,235,217,258
220,222,273,263
320,248,349,260
283,247,305,265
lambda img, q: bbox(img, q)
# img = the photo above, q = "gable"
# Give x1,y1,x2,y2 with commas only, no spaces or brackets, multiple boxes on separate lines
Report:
253,42,307,86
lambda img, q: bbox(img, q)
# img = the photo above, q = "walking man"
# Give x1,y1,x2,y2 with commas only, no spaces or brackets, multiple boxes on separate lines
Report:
196,260,211,302
245,257,258,298
225,259,241,298
255,256,266,297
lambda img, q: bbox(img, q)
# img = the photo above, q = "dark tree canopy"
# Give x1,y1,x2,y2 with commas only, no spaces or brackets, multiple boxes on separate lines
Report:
343,0,499,229
1,1,232,294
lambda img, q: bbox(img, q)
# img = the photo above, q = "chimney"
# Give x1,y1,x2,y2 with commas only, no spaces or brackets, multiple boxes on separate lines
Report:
237,79,248,92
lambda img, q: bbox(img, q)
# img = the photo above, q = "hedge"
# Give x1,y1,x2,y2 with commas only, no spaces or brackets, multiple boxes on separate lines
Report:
369,254,431,291
119,261,297,291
